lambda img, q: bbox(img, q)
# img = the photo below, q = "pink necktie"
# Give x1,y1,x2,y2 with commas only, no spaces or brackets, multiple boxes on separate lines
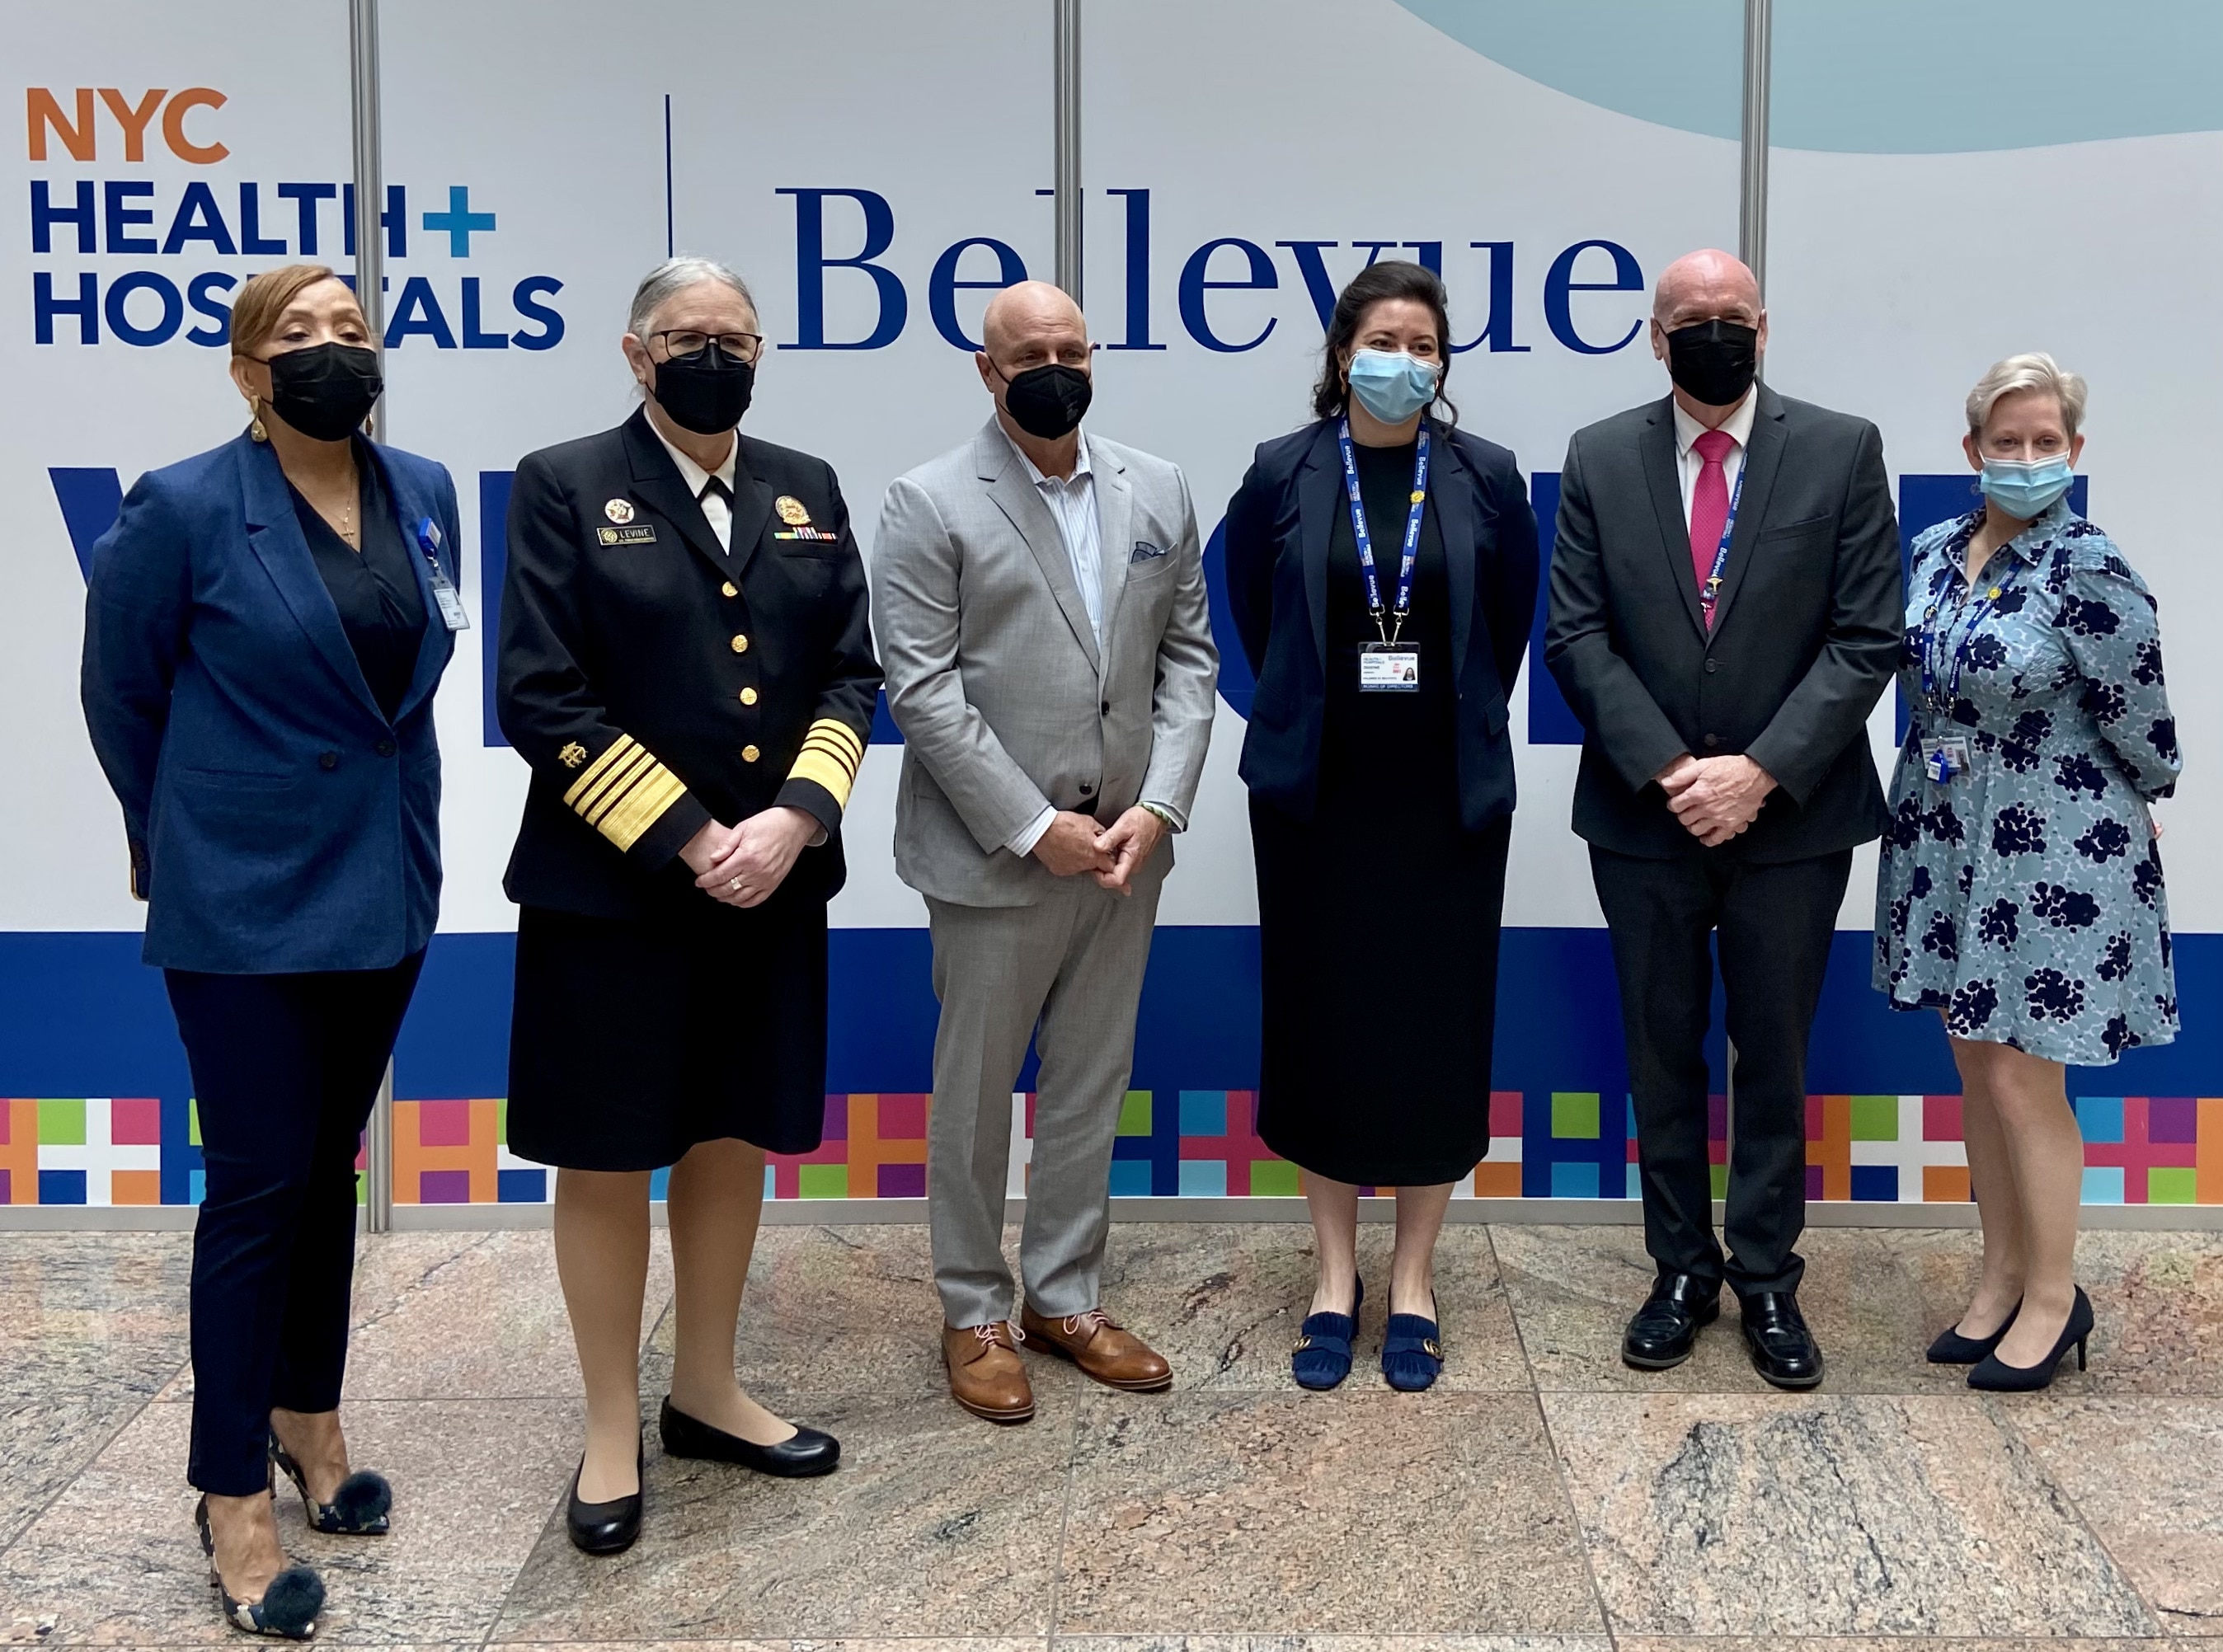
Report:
1689,427,1736,627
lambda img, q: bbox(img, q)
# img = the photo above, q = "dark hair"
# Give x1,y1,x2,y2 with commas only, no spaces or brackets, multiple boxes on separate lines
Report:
1310,259,1457,427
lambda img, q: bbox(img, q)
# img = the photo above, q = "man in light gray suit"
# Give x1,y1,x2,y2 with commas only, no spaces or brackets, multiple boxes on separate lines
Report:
874,281,1216,1424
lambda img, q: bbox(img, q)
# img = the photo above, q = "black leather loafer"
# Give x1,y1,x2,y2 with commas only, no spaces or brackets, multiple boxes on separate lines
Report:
566,1435,643,1556
1622,1272,1722,1369
1741,1290,1825,1389
659,1397,840,1478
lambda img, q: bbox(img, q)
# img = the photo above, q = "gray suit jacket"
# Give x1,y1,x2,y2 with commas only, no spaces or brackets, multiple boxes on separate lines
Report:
873,419,1218,907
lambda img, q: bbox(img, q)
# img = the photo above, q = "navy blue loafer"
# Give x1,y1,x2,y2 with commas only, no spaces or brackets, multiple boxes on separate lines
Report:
1291,1276,1364,1391
1381,1311,1444,1392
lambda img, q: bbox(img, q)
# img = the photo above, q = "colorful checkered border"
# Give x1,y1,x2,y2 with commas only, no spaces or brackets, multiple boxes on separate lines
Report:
7,1093,2218,1207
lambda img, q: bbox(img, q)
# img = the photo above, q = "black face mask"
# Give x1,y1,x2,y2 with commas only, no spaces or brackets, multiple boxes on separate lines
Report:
1664,318,1759,407
999,362,1093,440
263,342,383,442
651,343,755,435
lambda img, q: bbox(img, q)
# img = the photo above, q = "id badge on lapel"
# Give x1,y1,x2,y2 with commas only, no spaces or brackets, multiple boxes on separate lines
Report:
1359,641,1420,692
417,517,469,631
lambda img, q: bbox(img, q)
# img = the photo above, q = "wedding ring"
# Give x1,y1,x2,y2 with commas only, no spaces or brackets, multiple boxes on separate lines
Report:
728,876,745,893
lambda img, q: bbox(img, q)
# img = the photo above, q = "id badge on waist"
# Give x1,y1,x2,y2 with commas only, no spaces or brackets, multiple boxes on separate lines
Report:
1920,736,1969,784
1358,641,1420,692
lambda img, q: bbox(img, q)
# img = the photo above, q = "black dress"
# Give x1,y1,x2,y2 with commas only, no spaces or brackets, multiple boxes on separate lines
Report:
1251,439,1511,1186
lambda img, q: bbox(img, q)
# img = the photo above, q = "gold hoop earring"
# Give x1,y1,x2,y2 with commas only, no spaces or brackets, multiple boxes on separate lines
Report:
249,396,268,443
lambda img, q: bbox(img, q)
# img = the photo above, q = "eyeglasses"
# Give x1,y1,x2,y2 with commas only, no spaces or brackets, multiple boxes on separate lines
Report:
650,330,764,364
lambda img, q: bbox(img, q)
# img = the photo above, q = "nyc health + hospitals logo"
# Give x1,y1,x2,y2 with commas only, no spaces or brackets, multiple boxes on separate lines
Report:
25,83,565,350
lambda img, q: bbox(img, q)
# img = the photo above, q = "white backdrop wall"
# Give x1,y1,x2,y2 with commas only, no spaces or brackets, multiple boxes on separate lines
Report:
4,0,2216,1214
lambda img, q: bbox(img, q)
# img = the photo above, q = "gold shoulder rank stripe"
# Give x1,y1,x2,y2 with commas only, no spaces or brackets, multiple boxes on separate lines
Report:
788,717,866,810
560,733,690,852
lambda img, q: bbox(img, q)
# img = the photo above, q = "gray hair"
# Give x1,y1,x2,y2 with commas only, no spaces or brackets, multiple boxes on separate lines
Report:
626,255,755,339
1967,352,2088,439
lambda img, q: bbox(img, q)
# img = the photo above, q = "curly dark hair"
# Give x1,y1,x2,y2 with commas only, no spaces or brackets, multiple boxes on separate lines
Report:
1309,259,1457,427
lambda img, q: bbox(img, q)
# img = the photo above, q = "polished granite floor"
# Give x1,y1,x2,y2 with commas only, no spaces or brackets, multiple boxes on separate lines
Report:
2,1220,2221,1650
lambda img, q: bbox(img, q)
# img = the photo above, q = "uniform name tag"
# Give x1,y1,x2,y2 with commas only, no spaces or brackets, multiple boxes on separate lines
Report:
597,523,659,547
1359,641,1420,692
1921,736,1970,783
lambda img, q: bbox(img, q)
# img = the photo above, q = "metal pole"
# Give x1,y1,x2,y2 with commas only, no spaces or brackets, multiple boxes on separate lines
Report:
1738,0,1772,300
349,0,387,442
1053,0,1082,303
349,0,395,1234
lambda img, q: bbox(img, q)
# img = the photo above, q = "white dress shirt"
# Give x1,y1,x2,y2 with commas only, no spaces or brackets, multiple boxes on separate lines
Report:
1003,426,1106,858
650,420,738,551
1671,386,1758,528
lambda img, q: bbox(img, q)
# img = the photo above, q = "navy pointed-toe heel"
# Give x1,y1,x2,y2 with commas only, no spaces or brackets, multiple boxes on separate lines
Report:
1926,1299,2020,1365
1381,1308,1444,1392
1291,1276,1363,1391
269,1435,391,1536
1969,1287,2094,1392
195,1496,324,1640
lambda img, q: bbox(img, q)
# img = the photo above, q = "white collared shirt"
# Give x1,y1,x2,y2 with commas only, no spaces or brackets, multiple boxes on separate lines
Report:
649,420,738,552
1671,387,1758,528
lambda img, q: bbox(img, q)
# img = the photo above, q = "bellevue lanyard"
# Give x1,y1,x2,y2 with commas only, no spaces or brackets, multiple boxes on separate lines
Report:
1920,565,2006,716
1698,462,1744,628
1337,415,1430,645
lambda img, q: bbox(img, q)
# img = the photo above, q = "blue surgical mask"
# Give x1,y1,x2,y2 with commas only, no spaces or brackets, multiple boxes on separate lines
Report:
1979,454,2073,520
1346,348,1440,424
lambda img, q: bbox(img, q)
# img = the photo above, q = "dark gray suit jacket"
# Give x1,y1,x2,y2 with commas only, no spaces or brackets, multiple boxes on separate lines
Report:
1544,384,1902,862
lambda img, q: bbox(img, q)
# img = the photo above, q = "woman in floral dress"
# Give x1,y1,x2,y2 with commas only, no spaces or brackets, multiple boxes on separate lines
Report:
1875,354,2179,1392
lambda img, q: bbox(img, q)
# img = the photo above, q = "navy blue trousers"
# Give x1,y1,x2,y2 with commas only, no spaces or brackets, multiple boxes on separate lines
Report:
165,953,424,1495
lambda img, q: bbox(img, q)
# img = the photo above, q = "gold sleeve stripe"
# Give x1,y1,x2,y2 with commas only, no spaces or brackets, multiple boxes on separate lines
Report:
580,747,660,827
798,731,862,781
788,747,857,811
803,718,865,767
562,734,640,809
595,764,689,852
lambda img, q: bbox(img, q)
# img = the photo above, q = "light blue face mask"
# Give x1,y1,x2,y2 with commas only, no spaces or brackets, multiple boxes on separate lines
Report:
1346,348,1440,424
1979,453,2074,520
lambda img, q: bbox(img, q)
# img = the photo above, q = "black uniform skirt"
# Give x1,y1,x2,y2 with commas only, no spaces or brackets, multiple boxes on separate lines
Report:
506,894,829,1171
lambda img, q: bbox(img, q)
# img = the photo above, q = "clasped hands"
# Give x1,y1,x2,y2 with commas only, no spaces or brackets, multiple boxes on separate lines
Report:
1032,806,1164,895
680,806,820,908
1657,752,1776,847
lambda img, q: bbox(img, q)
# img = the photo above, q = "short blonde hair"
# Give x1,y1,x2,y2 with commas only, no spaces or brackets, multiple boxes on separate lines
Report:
228,263,355,357
1967,352,2088,439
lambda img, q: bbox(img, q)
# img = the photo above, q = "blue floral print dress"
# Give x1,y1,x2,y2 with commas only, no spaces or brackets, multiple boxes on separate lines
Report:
1874,501,2180,1063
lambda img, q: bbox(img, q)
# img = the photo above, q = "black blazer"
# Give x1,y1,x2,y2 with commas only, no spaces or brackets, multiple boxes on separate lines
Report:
1544,384,1902,862
497,407,880,919
1224,416,1539,829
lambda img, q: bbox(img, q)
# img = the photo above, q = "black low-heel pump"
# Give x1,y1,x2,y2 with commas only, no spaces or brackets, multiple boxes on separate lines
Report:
195,1496,324,1640
566,1433,645,1556
1926,1299,2020,1364
1969,1287,2094,1392
269,1435,392,1535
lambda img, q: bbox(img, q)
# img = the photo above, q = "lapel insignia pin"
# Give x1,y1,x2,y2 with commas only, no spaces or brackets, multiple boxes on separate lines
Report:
774,495,811,526
558,741,587,768
604,498,635,524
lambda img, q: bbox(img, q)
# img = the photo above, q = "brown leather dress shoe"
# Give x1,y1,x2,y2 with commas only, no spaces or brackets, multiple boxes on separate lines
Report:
1018,1305,1173,1392
942,1321,1036,1423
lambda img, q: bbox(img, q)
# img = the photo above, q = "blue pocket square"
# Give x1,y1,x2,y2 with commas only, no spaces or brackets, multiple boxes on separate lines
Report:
1130,540,1167,563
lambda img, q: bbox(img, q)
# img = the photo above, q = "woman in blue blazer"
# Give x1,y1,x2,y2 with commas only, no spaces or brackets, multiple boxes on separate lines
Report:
1225,260,1538,1396
80,264,461,1640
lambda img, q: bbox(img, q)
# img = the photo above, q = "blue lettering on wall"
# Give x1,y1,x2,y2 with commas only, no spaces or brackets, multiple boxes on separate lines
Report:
778,187,907,350
1178,236,1278,353
1543,238,1643,354
927,237,1026,353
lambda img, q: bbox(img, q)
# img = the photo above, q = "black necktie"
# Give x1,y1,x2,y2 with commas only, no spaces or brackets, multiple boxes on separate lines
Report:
698,475,732,505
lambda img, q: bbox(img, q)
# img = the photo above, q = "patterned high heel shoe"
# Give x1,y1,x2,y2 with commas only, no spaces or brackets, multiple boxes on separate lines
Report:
195,1496,323,1640
269,1434,392,1535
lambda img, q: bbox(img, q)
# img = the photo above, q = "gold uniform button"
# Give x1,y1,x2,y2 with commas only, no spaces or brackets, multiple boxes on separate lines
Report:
741,744,760,763
739,687,759,706
730,633,749,653
721,581,738,598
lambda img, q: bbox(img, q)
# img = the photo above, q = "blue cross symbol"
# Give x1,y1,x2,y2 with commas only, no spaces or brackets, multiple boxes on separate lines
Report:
422,185,496,257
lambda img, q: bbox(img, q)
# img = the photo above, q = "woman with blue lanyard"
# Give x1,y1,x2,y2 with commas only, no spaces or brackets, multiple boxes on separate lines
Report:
1875,353,2179,1392
81,263,463,1636
1225,260,1539,1392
